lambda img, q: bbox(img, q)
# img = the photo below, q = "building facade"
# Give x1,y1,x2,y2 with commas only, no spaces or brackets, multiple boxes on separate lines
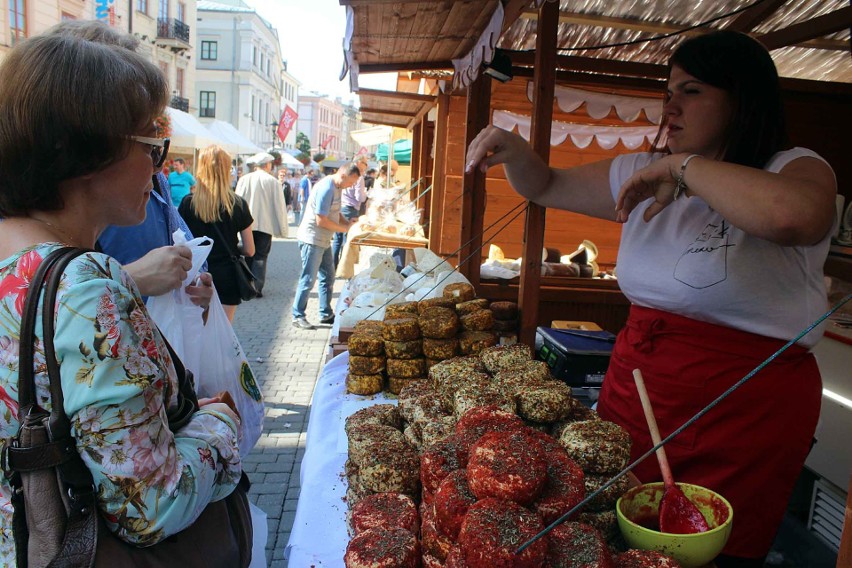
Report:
0,0,197,116
195,0,284,150
298,94,346,160
341,100,364,160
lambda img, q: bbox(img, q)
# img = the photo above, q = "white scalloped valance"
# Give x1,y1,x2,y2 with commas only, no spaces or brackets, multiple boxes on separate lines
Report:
341,6,359,91
492,110,658,150
448,2,505,92
528,82,663,124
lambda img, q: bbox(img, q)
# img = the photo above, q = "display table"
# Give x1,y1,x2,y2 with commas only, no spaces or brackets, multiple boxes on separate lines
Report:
284,352,393,567
336,225,429,279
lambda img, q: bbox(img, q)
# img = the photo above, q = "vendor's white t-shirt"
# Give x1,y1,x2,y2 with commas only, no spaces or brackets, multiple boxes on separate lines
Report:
609,148,835,348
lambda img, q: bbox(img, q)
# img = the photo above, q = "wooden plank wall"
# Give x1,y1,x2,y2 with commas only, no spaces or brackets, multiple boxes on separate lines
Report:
432,78,655,268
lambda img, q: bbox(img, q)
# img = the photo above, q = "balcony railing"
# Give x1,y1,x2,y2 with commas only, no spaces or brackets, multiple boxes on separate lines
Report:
157,18,190,45
169,96,189,113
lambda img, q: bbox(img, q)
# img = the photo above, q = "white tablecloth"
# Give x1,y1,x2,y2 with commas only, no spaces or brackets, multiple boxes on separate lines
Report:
284,351,396,566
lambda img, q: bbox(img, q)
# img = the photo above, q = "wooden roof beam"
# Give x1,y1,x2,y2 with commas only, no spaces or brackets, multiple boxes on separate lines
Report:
355,88,435,103
722,0,789,32
510,51,668,79
519,8,850,51
358,61,453,74
358,108,418,118
757,6,852,50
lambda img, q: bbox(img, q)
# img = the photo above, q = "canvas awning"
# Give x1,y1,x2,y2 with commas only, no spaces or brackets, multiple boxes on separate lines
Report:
278,151,304,169
350,125,393,147
166,107,227,151
205,120,263,155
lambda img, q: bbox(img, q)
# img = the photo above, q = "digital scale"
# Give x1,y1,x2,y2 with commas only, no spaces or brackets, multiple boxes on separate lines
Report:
536,327,617,405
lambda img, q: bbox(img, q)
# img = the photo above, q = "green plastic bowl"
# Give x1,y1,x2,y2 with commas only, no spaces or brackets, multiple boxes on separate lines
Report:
616,482,733,568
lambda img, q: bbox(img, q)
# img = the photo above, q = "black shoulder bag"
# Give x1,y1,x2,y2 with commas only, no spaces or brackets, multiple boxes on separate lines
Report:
208,221,259,302
2,247,252,568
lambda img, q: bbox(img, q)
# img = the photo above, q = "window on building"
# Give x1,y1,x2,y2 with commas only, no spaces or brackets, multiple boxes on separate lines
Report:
177,1,185,22
136,0,148,14
251,94,256,120
159,61,169,79
10,0,26,44
159,0,168,18
61,12,76,21
201,40,218,60
200,91,216,118
252,47,257,66
175,68,184,97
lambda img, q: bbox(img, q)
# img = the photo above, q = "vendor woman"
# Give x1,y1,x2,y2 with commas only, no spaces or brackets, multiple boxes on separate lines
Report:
465,31,837,567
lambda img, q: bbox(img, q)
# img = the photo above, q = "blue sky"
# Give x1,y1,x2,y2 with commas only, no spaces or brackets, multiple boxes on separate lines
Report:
244,0,395,105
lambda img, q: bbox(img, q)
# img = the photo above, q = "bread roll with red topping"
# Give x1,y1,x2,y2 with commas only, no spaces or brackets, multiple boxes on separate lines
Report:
434,470,477,540
454,406,524,464
457,498,547,568
344,527,420,568
420,436,464,495
350,492,419,536
614,550,682,568
467,429,547,505
421,501,454,563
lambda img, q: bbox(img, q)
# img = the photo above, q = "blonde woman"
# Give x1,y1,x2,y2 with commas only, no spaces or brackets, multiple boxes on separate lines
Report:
179,145,255,321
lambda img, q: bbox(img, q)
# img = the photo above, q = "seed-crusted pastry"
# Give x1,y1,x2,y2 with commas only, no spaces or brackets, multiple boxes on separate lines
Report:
348,333,385,356
480,343,534,374
388,375,426,395
358,442,420,494
434,469,477,540
344,527,420,568
614,550,682,568
436,370,491,414
382,317,421,341
345,404,401,436
429,355,486,386
547,522,614,568
459,309,494,332
386,357,427,378
345,480,371,511
489,301,519,321
531,439,586,524
422,337,459,360
349,355,386,375
491,318,519,332
419,416,457,450
384,301,419,319
346,373,384,396
417,296,456,314
577,510,619,540
347,424,407,465
516,381,575,423
457,498,547,568
403,423,421,449
442,282,476,303
490,367,546,400
458,330,499,355
584,472,630,512
384,339,423,359
455,298,490,315
453,385,515,419
551,405,601,438
421,502,454,563
558,420,632,475
399,386,445,424
467,429,547,505
354,319,385,335
419,306,460,339
454,405,525,464
349,493,420,536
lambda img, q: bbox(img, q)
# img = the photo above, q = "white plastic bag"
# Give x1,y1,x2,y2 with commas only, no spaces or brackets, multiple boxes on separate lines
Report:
183,291,264,453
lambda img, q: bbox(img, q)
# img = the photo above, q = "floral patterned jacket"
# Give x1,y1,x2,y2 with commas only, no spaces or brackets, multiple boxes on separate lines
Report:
0,244,241,565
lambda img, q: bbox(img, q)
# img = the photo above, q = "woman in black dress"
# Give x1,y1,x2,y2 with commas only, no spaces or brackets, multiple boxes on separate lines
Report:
179,145,255,322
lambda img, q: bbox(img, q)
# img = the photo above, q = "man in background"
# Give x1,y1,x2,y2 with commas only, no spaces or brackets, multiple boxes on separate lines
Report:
168,157,196,207
236,152,288,297
331,156,367,268
297,168,313,226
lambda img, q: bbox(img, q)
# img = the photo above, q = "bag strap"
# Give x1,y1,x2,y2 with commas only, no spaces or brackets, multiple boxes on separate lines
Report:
206,217,243,261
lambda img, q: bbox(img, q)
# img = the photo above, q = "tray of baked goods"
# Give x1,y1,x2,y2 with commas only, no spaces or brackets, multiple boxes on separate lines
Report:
341,341,686,568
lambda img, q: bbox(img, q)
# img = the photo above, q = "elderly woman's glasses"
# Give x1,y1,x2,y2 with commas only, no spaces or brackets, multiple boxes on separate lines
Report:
126,135,170,168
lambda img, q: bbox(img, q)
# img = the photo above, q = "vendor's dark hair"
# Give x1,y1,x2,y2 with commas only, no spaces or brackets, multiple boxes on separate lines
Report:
653,30,787,169
0,31,167,216
341,162,362,177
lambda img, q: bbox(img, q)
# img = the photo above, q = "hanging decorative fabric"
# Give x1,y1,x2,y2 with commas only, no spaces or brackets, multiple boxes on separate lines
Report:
527,82,663,124
449,2,505,91
341,6,359,91
492,109,658,150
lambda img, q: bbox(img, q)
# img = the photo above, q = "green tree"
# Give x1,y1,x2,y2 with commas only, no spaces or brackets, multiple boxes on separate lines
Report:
296,132,311,154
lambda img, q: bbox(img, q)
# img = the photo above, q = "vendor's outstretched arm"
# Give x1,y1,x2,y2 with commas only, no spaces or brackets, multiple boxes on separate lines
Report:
466,126,617,221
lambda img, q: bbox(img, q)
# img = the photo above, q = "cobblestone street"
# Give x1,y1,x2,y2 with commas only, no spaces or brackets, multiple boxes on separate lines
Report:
229,230,343,567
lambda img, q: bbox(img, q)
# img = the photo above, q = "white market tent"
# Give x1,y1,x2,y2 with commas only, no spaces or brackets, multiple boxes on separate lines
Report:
166,107,227,152
350,125,393,147
278,151,304,169
206,120,263,156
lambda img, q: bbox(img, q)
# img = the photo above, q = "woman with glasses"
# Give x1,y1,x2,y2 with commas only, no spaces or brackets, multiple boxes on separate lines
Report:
179,145,256,322
0,25,244,565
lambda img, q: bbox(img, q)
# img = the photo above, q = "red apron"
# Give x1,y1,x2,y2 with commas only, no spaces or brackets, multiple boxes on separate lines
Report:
597,305,822,559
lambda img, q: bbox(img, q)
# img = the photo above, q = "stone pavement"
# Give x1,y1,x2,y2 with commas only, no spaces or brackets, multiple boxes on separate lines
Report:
229,230,343,567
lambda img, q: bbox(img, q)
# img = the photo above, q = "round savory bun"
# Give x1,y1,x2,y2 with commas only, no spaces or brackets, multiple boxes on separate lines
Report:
433,469,477,541
384,301,419,319
419,306,460,339
547,522,614,568
516,381,575,423
467,429,547,505
350,492,419,536
382,317,421,341
421,502,454,563
454,405,525,464
384,339,423,359
584,472,630,512
344,527,420,568
457,498,547,568
614,550,682,568
442,282,476,303
420,436,464,494
348,333,385,356
345,404,401,436
357,442,420,494
557,420,632,475
479,343,533,374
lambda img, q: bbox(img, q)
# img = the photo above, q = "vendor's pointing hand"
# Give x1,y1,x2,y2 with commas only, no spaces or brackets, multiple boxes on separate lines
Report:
465,126,530,174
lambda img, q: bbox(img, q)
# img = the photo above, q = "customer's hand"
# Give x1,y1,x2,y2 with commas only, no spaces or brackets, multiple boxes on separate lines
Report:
124,246,192,297
186,272,214,309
